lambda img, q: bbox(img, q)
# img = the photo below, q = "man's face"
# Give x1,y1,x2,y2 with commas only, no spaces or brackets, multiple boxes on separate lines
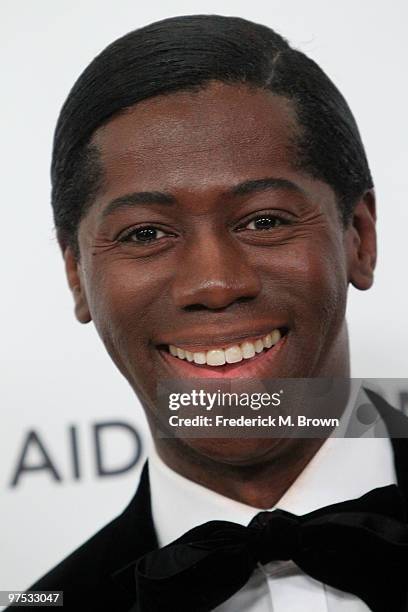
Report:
68,82,375,463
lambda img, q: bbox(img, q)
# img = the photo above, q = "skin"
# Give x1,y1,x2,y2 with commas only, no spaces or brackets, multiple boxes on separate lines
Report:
63,82,377,508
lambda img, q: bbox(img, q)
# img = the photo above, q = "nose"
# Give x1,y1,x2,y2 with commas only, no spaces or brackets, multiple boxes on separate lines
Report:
171,233,261,310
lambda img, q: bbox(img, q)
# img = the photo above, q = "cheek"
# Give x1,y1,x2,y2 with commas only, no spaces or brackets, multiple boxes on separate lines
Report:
258,233,347,332
293,238,348,344
299,249,346,315
83,257,172,356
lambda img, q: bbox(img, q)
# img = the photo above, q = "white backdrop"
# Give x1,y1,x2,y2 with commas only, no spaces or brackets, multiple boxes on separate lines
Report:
1,0,407,597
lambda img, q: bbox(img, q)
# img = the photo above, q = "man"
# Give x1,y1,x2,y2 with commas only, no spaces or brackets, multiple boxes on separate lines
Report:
13,14,408,612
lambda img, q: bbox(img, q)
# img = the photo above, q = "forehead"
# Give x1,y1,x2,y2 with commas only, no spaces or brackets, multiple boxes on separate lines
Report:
91,82,301,194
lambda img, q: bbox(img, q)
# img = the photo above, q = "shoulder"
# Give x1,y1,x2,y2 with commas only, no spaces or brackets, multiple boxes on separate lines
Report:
23,464,155,611
364,387,408,437
29,511,128,606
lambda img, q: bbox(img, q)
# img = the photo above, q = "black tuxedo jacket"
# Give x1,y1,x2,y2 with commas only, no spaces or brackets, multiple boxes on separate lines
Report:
10,389,408,611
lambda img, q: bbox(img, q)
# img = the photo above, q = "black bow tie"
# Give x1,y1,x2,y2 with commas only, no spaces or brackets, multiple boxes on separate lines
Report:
134,484,408,612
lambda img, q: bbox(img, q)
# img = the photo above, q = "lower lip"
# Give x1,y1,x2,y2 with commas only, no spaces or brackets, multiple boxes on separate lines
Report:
158,334,289,379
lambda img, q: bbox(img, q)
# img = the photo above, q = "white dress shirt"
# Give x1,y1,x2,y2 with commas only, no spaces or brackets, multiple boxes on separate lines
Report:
148,388,397,611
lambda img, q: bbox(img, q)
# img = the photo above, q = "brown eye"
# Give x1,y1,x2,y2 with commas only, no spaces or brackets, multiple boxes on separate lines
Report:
246,216,287,230
122,227,166,242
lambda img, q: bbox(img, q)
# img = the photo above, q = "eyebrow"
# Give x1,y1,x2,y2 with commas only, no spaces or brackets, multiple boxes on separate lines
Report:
101,191,176,218
101,177,304,219
229,177,304,197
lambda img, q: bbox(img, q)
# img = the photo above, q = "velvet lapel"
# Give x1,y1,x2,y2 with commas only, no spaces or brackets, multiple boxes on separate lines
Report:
109,462,158,610
364,387,408,514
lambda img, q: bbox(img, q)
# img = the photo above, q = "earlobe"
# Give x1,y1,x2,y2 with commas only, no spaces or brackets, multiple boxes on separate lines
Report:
63,246,92,324
347,190,377,291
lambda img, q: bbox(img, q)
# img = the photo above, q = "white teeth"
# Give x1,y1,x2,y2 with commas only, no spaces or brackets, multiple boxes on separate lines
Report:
206,350,226,366
270,329,281,345
241,341,256,359
176,348,186,359
263,333,272,348
168,328,284,366
169,345,178,356
225,345,243,364
193,351,206,365
254,339,264,353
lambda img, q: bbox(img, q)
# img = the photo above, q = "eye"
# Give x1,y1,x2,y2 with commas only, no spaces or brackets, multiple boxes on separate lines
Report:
244,215,290,230
119,226,168,243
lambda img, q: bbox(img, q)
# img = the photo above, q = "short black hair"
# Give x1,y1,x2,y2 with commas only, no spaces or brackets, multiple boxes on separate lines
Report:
51,14,373,258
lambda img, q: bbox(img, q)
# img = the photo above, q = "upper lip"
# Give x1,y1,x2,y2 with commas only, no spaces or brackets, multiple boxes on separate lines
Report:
155,324,287,352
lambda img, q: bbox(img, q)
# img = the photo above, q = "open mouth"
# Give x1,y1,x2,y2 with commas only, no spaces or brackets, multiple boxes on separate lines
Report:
157,327,288,377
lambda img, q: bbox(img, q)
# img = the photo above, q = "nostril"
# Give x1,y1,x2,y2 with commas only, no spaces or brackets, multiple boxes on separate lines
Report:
183,303,214,312
172,267,261,310
182,295,257,313
183,303,233,313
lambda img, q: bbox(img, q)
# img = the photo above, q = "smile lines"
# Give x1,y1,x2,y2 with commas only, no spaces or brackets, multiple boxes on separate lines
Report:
168,329,282,367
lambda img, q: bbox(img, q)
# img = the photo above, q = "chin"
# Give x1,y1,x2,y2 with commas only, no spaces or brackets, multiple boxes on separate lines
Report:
183,437,287,466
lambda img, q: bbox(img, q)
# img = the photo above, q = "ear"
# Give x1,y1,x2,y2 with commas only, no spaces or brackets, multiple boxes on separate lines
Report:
63,246,92,324
346,189,377,291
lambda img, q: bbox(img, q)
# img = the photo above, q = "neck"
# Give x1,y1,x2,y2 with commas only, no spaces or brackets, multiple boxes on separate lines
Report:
156,436,326,508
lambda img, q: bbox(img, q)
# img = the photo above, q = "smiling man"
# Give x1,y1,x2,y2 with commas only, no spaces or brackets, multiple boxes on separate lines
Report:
17,14,408,612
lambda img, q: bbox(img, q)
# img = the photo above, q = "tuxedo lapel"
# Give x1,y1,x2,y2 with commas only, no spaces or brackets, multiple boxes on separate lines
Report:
364,387,408,514
109,462,157,610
